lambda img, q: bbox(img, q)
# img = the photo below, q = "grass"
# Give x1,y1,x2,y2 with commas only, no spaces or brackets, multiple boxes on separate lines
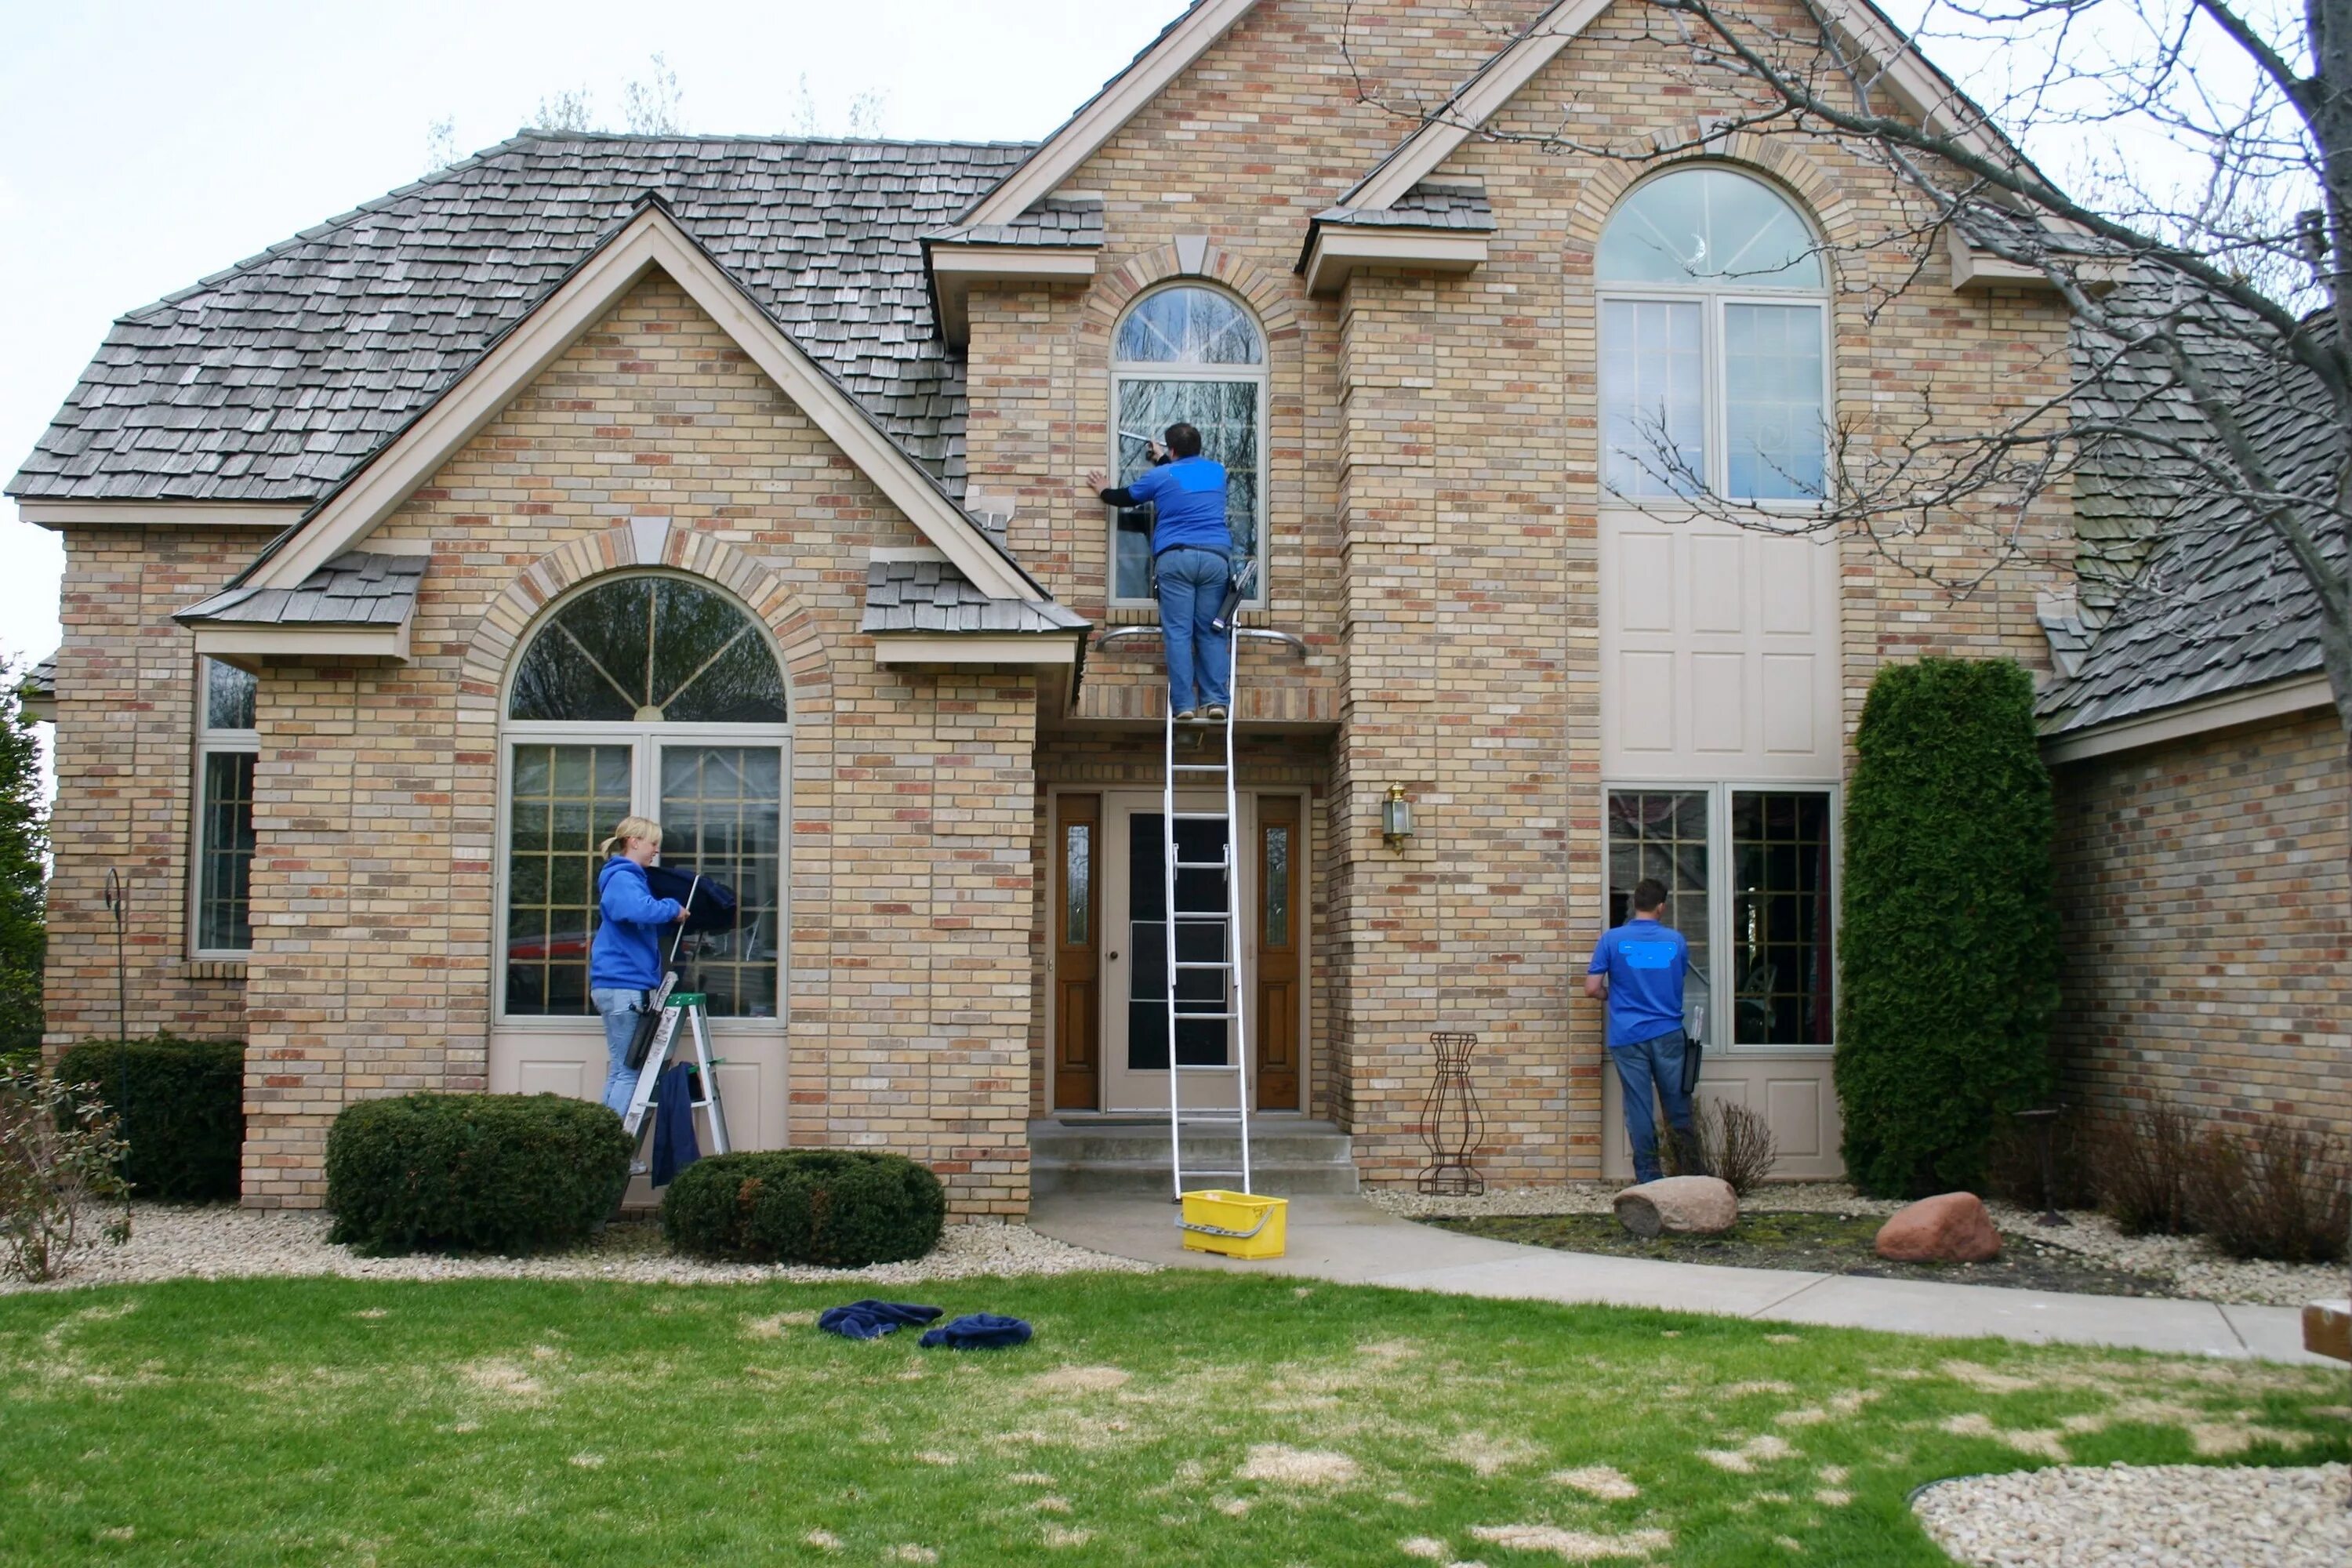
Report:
1,1272,2344,1566
1432,1214,2177,1298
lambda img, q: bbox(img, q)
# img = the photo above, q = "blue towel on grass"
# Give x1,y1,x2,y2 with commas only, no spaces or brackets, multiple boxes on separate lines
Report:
818,1300,945,1341
919,1312,1033,1350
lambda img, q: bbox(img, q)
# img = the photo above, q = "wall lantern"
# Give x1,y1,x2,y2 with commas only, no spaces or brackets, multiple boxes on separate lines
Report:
1381,783,1414,848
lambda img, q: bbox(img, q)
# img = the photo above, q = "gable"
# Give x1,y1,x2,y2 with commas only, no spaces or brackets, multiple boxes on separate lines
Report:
241,203,1039,603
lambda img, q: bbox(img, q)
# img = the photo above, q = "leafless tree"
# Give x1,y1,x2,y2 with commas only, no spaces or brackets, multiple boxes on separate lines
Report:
622,53,685,136
1344,0,2352,742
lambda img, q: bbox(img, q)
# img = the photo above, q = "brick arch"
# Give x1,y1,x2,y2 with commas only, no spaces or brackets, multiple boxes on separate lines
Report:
1080,241,1301,347
1561,136,1866,281
457,522,833,722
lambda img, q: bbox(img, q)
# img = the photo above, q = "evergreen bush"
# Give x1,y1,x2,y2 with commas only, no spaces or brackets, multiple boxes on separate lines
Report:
56,1033,245,1203
1834,658,2060,1197
662,1149,946,1266
325,1093,630,1256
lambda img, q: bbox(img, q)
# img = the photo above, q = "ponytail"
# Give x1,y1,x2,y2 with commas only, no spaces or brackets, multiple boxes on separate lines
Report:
599,815,664,858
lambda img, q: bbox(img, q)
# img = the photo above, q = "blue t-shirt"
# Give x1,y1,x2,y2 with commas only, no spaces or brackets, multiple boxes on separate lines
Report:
1587,918,1690,1048
1124,456,1234,557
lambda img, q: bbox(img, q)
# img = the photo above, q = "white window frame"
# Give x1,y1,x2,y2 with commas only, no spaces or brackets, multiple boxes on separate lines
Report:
1108,281,1271,611
190,658,258,960
493,572,792,1032
1600,779,1842,1056
1596,169,1834,512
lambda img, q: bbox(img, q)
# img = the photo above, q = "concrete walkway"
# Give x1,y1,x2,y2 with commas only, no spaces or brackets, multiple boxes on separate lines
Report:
1028,1192,2329,1365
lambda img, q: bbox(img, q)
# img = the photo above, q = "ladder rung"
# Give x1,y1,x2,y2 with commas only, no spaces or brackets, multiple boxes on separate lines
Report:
1171,812,1231,822
1171,764,1227,772
1179,1170,1247,1178
1171,859,1229,871
1171,912,1230,922
1173,960,1232,970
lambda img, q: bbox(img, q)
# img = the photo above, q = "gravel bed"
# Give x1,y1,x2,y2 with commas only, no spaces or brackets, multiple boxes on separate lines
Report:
1363,1184,2339,1305
1915,1462,2352,1568
0,1203,1156,1295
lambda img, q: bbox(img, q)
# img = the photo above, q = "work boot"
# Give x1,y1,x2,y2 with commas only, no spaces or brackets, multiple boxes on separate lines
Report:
1173,708,1199,723
1204,704,1229,722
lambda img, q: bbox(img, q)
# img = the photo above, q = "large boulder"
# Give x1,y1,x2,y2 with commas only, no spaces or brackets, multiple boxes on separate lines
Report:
1875,1192,2002,1263
1613,1176,1739,1239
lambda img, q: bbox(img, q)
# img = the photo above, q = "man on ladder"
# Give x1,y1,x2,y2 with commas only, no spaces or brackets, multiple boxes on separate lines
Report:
1085,421,1235,724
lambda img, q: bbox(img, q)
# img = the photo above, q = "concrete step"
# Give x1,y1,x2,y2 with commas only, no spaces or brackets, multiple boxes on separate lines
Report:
1030,1117,1359,1197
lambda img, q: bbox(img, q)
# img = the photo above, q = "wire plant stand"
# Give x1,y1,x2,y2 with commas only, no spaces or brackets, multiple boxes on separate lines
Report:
1416,1031,1486,1196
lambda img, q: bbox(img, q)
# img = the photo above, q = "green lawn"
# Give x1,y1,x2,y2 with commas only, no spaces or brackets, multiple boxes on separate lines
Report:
1,1272,2343,1566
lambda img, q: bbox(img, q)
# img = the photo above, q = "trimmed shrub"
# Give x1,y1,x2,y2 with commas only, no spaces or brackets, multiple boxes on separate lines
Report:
1834,659,2060,1198
662,1149,945,1267
56,1034,245,1203
325,1093,630,1257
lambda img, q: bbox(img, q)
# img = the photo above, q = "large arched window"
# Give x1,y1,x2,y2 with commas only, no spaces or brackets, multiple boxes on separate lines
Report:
1110,285,1267,604
500,573,788,1022
1597,165,1828,503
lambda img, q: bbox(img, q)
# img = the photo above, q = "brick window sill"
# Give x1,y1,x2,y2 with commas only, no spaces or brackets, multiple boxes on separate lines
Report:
180,959,249,982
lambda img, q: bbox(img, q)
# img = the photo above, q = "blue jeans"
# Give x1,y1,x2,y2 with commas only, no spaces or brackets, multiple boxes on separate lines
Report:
1610,1029,1699,1185
591,987,648,1114
1156,546,1232,713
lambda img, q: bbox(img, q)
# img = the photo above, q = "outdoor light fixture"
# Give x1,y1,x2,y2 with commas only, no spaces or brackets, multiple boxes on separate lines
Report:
1381,783,1414,848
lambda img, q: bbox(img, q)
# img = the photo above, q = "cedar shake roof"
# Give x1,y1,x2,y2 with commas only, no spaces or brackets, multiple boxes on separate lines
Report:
922,196,1105,249
9,132,1040,506
1311,181,1496,230
178,551,425,628
2039,289,2341,736
860,556,1091,636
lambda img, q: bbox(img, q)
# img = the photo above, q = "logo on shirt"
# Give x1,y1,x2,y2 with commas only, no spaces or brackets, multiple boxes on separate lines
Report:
1621,939,1679,971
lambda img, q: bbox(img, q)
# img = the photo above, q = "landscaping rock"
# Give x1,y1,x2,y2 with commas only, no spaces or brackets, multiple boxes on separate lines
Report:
1613,1176,1737,1239
1875,1192,2000,1262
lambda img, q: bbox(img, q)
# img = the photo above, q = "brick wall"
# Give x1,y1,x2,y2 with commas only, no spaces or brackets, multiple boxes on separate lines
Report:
45,528,261,1048
2053,710,2352,1138
964,0,2074,1182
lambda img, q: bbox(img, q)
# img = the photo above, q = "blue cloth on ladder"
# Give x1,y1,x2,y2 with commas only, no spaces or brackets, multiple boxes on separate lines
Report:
649,1062,700,1186
919,1312,1033,1350
818,1300,945,1340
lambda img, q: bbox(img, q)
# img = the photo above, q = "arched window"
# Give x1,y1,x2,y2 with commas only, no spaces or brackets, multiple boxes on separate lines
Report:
1596,166,1828,503
1109,285,1267,604
500,573,788,1022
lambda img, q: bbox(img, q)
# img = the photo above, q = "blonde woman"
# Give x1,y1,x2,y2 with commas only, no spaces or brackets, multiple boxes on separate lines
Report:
590,815,688,1114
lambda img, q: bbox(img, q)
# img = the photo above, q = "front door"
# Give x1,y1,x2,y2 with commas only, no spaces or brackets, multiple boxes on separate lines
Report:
1101,792,1250,1112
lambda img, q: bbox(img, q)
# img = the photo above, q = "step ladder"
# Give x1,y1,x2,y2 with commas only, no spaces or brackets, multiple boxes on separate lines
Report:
619,987,732,1160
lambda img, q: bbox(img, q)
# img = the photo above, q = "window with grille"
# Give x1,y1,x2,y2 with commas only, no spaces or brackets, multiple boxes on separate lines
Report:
1109,285,1268,606
193,659,257,956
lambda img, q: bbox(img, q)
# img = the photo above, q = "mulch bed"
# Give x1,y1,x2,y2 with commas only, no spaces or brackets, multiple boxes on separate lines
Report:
1429,1211,2182,1297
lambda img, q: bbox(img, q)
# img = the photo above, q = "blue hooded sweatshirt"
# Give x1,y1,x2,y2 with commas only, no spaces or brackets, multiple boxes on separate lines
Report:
590,857,684,992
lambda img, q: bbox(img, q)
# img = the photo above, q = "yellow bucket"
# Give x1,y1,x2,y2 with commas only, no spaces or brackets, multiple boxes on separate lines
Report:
1178,1189,1287,1260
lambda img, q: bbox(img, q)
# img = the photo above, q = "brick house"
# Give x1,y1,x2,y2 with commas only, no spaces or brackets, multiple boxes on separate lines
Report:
12,0,2087,1214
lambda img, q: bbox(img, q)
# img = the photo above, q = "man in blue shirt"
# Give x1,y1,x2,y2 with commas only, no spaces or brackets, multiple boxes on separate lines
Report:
1585,877,1705,1184
1085,422,1236,723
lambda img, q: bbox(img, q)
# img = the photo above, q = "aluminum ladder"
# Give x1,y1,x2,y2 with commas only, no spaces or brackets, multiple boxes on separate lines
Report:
1098,623,1308,1202
619,986,732,1158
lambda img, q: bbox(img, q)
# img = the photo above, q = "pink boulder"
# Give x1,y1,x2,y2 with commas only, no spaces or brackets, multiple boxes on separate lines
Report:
1875,1192,2002,1263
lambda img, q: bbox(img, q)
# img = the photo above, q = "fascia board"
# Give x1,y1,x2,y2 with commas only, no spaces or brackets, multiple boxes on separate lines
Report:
1301,227,1490,295
14,501,305,530
927,245,1099,345
958,0,1260,227
869,633,1080,666
1345,0,1609,212
191,622,412,664
1947,226,2127,293
2040,673,2332,764
19,694,53,724
256,208,1036,603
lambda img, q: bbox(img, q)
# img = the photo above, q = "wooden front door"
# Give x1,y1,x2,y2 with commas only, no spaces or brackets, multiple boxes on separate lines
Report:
1052,794,1100,1109
1254,795,1301,1110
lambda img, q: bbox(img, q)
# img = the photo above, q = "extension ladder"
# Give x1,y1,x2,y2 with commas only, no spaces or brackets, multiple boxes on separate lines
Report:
619,988,732,1157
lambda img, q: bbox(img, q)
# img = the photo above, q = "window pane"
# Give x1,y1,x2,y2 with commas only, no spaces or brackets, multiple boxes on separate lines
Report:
1598,167,1822,286
1127,814,1229,1071
659,745,784,1019
1730,791,1833,1044
1600,299,1705,499
504,742,633,1016
204,659,256,731
510,575,785,723
1065,824,1091,948
1724,304,1825,500
1113,287,1263,365
1263,824,1290,949
197,751,256,952
1114,376,1261,599
1605,791,1709,982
